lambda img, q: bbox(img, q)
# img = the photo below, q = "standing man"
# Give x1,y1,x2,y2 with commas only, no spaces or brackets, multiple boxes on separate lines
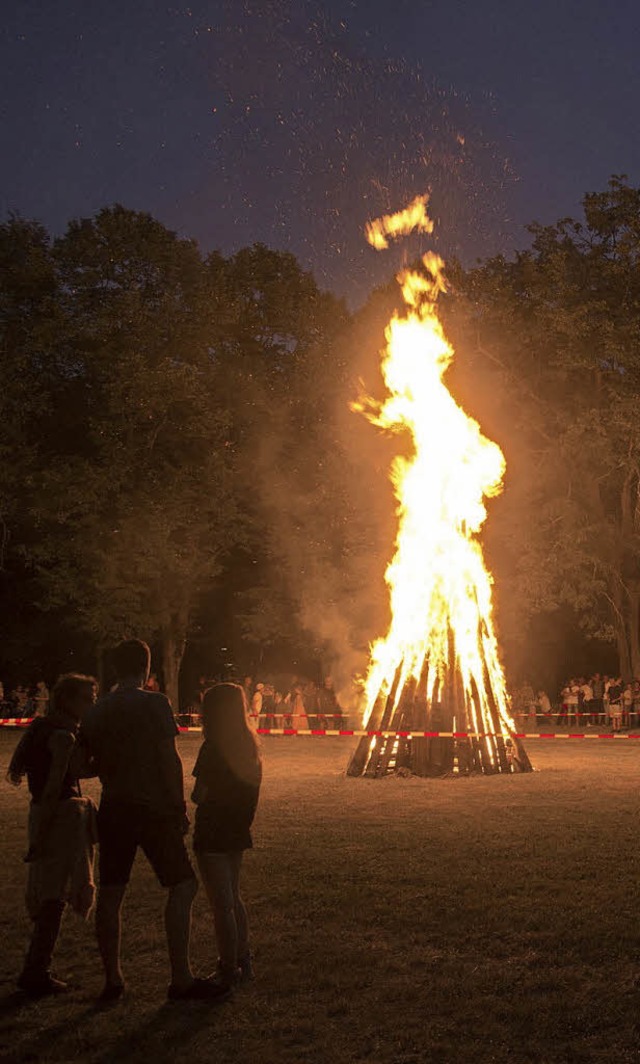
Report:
82,639,226,1002
580,677,594,725
591,673,604,725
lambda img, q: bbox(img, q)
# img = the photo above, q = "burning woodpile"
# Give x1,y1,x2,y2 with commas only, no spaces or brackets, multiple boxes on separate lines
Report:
348,197,532,778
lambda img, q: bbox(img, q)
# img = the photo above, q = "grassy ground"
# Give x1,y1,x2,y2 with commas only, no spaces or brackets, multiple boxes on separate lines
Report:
0,732,639,1064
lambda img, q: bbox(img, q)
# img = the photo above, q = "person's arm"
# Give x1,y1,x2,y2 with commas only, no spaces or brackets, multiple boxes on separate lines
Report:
152,695,188,826
156,740,187,821
190,743,209,805
25,730,75,861
6,727,33,785
68,732,98,779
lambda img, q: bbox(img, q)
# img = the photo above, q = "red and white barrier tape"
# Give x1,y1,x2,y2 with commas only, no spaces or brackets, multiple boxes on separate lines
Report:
2,717,638,740
246,715,629,723
190,727,640,739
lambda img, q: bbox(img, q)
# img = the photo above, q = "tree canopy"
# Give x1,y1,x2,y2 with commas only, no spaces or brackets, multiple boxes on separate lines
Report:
447,175,640,684
3,179,640,705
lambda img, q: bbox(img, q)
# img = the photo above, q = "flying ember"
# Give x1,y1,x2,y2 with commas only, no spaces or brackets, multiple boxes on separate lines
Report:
349,196,531,777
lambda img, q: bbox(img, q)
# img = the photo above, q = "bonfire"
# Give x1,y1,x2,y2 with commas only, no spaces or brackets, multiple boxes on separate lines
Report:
348,196,531,777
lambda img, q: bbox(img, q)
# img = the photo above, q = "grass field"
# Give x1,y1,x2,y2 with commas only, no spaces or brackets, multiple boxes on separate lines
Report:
1,732,639,1064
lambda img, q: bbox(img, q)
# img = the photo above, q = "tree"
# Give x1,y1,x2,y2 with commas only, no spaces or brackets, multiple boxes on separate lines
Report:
1,213,359,702
450,176,640,680
2,207,237,706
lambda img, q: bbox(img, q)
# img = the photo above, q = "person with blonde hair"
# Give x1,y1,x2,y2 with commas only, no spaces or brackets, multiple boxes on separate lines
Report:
192,683,262,991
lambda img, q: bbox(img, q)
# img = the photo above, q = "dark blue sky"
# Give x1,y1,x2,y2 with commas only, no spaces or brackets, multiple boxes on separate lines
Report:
2,0,639,302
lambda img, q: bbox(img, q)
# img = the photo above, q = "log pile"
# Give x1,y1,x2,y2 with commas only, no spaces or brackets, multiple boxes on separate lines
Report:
347,658,532,778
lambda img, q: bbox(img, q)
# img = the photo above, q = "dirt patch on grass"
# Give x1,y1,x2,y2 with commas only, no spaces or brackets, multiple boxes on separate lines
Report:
0,734,639,1062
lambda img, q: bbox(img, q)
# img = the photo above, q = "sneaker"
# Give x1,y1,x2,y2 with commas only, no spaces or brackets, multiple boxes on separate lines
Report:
237,953,255,983
214,960,243,986
17,972,69,997
167,977,232,1002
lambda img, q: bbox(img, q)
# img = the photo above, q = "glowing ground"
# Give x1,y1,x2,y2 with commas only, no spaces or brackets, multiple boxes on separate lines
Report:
0,734,639,1063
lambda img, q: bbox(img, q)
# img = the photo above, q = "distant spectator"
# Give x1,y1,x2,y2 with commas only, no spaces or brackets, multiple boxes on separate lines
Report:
144,673,161,693
557,682,571,726
622,682,633,727
34,681,49,717
241,676,252,710
607,677,623,731
289,683,307,726
273,691,285,724
632,680,640,729
13,686,30,718
603,675,612,722
304,681,320,728
250,683,264,718
537,691,552,719
317,677,342,728
591,673,604,721
190,676,209,713
566,680,580,724
261,684,275,719
580,679,594,724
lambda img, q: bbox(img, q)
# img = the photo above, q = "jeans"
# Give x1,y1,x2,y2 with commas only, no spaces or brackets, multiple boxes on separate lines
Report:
196,852,249,978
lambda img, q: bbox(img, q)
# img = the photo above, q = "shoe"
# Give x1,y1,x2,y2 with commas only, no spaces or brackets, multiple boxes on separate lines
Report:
167,977,232,1002
98,982,126,1003
17,972,69,997
214,959,243,986
237,953,255,983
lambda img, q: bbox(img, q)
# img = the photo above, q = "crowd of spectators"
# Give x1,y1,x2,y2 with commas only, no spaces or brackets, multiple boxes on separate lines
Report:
0,680,50,718
0,675,164,720
185,674,346,729
6,670,640,734
513,675,640,731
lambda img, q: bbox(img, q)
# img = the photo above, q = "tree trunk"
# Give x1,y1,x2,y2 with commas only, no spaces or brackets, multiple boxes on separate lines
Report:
628,586,640,679
615,621,632,683
161,615,188,714
611,575,632,681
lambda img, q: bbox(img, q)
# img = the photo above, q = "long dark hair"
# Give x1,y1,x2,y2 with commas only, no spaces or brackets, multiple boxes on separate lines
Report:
201,683,261,784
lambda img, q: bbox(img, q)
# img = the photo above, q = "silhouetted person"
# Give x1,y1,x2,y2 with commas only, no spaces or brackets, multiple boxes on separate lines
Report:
192,684,262,991
317,677,342,728
8,673,98,996
82,639,225,1001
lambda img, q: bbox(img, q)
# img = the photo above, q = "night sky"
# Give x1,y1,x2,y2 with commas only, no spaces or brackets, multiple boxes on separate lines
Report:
2,0,639,303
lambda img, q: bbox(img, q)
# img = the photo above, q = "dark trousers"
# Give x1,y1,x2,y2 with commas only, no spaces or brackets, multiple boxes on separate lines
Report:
21,899,65,979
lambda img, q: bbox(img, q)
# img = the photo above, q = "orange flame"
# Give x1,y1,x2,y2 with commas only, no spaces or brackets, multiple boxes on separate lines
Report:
365,194,434,250
358,199,515,760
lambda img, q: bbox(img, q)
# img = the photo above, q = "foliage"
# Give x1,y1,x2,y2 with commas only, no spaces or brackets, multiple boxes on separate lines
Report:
4,179,640,698
0,210,350,701
450,175,640,679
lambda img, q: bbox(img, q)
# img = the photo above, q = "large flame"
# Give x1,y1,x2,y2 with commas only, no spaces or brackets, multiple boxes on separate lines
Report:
358,196,515,763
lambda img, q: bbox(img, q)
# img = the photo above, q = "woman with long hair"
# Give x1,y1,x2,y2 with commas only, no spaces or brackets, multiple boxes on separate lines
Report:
192,683,262,990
